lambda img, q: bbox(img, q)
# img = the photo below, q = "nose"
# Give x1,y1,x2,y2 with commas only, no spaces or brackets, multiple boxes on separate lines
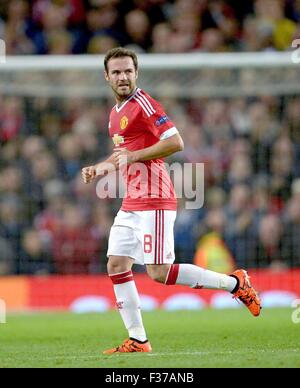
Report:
119,72,128,81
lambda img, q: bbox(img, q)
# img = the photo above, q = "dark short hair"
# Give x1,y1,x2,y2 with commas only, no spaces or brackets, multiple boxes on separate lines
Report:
104,47,138,73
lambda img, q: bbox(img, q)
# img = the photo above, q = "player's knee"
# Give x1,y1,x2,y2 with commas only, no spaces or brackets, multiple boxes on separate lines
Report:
107,256,131,275
146,265,170,284
148,271,164,283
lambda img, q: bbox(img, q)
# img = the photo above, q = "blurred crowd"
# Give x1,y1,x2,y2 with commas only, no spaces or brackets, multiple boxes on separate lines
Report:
1,92,300,275
0,0,300,55
0,0,300,276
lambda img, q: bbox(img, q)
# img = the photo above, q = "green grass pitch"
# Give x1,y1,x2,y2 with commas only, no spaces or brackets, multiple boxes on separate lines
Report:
0,308,299,368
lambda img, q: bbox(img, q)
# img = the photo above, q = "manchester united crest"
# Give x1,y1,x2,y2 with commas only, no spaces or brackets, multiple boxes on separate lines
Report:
120,116,129,130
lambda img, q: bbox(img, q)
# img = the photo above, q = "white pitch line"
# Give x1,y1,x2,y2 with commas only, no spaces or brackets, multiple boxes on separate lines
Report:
21,348,299,362
146,349,300,357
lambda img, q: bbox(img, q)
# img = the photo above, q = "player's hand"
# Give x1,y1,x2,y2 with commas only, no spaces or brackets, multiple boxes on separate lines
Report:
82,166,97,184
113,148,137,168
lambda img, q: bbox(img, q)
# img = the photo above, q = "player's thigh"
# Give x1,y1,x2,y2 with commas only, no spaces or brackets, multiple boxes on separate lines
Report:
107,217,140,270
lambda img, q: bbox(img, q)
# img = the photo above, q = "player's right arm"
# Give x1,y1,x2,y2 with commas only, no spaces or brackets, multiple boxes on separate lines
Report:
82,154,117,184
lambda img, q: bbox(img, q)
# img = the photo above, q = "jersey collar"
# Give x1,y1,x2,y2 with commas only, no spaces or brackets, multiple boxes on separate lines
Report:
115,88,139,113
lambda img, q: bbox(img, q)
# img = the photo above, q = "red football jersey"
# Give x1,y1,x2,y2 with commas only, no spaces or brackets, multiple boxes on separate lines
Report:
109,88,178,211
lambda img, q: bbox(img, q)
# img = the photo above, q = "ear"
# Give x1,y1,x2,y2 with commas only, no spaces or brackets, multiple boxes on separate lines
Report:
104,71,109,82
135,70,139,80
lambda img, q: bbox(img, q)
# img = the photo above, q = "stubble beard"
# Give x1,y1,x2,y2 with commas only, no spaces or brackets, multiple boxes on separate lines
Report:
113,83,135,102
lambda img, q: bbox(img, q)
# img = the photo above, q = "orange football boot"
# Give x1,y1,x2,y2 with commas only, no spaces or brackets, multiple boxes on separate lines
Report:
231,269,262,317
103,339,152,355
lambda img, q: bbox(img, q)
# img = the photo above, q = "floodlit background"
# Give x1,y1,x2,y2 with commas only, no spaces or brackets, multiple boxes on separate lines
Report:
0,0,300,313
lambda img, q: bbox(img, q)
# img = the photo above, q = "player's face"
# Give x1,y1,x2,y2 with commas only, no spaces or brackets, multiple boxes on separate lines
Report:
105,57,138,101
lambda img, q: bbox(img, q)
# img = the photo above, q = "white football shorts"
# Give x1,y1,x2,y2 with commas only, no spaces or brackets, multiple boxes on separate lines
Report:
107,210,177,265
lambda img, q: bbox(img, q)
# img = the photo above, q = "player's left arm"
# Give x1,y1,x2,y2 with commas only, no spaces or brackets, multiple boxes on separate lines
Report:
134,133,184,161
113,133,184,166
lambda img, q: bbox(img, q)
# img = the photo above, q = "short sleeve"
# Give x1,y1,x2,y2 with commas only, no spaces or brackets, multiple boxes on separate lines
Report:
135,90,178,140
150,106,178,140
